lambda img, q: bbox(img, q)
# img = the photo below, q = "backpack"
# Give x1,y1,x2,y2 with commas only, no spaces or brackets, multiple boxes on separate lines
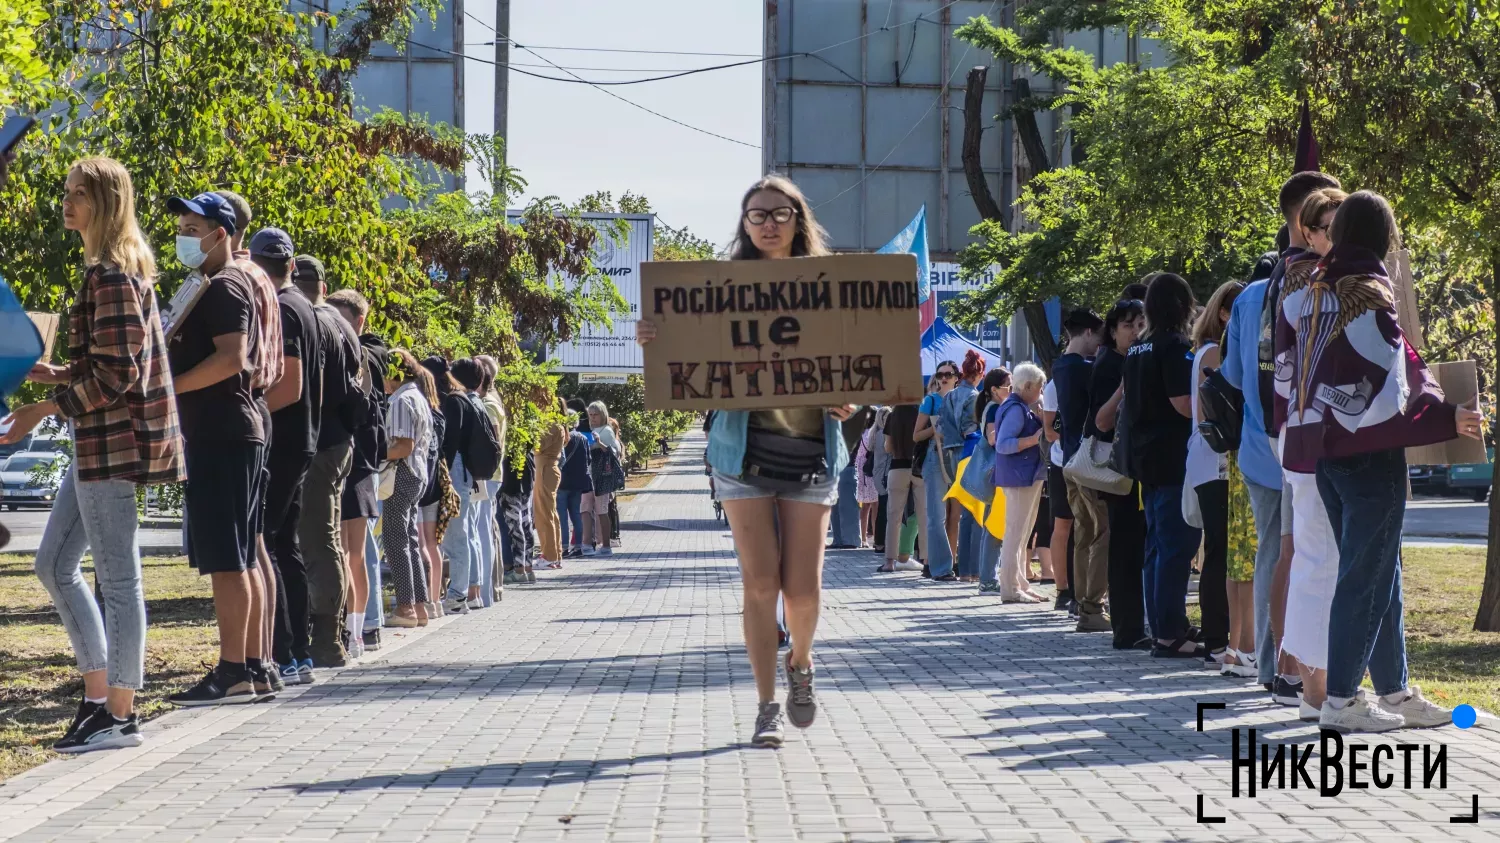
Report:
1199,367,1244,454
419,411,447,507
462,394,503,481
860,437,876,477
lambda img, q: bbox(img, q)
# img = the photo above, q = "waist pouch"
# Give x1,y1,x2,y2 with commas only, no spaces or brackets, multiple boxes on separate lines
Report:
741,429,828,491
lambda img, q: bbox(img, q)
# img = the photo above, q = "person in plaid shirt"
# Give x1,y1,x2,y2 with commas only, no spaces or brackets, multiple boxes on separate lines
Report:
2,157,183,754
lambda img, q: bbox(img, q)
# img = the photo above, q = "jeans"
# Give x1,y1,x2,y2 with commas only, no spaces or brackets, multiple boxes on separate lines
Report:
1106,485,1147,646
363,514,382,631
557,489,585,547
830,463,860,545
922,460,956,576
500,491,529,571
442,457,483,602
1244,479,1283,684
33,466,144,689
1195,480,1231,652
1142,483,1202,643
474,480,500,606
1317,448,1409,699
955,509,981,579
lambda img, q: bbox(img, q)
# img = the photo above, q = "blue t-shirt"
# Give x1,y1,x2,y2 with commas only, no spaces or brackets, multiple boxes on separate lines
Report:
1222,279,1282,489
1051,352,1092,464
919,393,942,417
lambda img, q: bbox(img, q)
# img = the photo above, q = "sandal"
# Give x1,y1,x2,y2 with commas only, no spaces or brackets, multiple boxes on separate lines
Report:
545,561,564,570
875,564,896,573
1152,637,1205,658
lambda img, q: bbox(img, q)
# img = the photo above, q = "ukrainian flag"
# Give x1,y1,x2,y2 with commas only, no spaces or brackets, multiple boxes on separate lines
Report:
945,456,1007,540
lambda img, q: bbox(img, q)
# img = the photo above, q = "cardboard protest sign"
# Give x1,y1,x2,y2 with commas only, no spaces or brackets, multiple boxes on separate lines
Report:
640,254,923,411
1385,249,1423,352
1406,359,1487,467
159,272,208,340
26,312,59,361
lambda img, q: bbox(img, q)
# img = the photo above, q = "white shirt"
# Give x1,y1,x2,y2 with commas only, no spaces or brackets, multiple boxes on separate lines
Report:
387,382,433,485
1040,381,1065,465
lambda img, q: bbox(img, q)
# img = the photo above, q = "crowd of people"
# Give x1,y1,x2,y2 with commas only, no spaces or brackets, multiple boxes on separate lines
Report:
830,172,1484,736
2,156,630,755
642,170,1482,749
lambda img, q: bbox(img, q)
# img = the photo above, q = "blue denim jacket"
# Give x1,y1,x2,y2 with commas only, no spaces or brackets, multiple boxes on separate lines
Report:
706,410,849,481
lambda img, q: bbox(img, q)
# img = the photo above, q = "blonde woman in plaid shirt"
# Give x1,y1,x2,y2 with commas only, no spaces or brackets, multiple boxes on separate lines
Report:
2,157,184,753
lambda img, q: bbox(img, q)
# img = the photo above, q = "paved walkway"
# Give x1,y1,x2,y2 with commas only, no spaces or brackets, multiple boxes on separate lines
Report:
2,432,1496,843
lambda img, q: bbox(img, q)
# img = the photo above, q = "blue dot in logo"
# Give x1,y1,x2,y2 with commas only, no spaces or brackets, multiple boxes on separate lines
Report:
1453,704,1477,729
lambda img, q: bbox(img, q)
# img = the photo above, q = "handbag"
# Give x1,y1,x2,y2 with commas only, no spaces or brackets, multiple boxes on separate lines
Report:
1063,435,1133,495
959,405,1000,505
741,427,828,491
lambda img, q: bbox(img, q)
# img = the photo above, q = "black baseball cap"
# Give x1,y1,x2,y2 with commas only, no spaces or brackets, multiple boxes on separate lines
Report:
249,228,294,260
166,192,237,235
293,255,325,285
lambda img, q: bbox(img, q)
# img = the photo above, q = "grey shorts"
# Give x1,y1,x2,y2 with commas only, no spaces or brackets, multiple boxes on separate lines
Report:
712,470,839,507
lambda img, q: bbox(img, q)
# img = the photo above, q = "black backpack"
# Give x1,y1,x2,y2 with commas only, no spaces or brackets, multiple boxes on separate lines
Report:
462,394,503,481
1199,367,1244,454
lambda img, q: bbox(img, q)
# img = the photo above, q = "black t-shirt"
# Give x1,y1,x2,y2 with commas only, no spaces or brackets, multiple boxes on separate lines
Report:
1084,347,1125,442
1052,352,1092,463
501,449,535,496
440,391,480,468
313,303,361,451
270,287,321,456
169,266,264,443
1121,331,1194,486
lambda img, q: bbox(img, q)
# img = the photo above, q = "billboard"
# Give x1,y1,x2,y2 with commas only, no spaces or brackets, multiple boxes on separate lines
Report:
512,212,654,374
929,262,1006,353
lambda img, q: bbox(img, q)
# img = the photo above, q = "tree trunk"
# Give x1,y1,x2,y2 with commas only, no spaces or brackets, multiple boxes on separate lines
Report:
960,67,1058,371
962,66,1004,223
1476,254,1500,631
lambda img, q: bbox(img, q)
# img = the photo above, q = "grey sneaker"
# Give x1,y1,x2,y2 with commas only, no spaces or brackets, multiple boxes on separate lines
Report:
1378,686,1451,728
784,652,817,729
751,702,785,748
1320,689,1405,734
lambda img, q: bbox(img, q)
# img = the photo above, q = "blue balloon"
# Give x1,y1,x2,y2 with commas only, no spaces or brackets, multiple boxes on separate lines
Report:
1452,704,1477,729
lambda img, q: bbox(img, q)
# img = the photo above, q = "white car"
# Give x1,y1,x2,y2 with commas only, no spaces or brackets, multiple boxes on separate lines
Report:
0,451,64,509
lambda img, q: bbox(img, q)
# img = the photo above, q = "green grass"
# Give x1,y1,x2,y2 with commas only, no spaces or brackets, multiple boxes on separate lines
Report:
0,554,217,781
1189,546,1500,712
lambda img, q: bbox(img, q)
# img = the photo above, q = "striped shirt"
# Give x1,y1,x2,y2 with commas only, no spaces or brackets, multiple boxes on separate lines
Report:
230,250,283,391
52,263,185,484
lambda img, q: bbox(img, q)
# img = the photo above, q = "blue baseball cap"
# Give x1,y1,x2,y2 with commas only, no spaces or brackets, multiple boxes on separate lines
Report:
249,227,295,259
166,192,237,236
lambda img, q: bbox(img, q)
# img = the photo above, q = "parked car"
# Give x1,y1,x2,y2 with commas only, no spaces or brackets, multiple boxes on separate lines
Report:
1447,448,1494,502
0,451,63,509
1408,463,1449,494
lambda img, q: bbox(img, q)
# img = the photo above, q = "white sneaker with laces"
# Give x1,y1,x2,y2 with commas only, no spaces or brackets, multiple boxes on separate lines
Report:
1377,686,1451,728
1320,690,1405,734
894,560,922,571
1298,701,1321,722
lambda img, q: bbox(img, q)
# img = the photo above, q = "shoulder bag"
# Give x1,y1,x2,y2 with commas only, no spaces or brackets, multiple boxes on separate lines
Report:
1063,434,1133,495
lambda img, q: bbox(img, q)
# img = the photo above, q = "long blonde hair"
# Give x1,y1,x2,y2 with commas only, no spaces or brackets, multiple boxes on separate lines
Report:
729,174,831,260
69,157,156,282
1192,280,1244,350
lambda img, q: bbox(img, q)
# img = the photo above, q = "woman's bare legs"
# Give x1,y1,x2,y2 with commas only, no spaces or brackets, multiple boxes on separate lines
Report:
778,499,830,674
724,498,782,704
945,499,962,558
420,519,441,620
341,519,369,641
1226,580,1255,665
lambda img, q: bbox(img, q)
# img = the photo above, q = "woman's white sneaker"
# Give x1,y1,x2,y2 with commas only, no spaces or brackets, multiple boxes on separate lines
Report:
1320,690,1405,733
1377,686,1451,728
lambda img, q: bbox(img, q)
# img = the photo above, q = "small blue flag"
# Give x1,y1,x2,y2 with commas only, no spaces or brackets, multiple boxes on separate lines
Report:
877,206,931,304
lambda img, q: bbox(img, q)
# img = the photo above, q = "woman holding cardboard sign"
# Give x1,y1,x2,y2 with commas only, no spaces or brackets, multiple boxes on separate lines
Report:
637,175,854,749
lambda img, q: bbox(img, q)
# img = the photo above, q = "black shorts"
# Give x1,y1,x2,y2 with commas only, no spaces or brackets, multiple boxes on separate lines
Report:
341,471,379,520
1033,490,1053,546
1047,463,1073,521
185,439,266,575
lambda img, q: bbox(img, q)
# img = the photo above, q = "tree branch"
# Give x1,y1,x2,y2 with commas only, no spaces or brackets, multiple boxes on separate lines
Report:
962,66,1004,224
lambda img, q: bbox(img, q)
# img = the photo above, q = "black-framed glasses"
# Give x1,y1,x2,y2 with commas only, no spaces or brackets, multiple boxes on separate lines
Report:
744,206,796,226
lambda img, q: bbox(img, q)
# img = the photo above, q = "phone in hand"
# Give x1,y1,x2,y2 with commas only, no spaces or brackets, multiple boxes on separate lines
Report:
0,115,37,157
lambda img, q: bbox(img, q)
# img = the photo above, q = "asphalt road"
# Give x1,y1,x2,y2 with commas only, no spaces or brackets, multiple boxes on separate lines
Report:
0,494,1488,552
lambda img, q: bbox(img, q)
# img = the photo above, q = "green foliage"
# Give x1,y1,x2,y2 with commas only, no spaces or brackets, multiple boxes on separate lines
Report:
0,0,47,110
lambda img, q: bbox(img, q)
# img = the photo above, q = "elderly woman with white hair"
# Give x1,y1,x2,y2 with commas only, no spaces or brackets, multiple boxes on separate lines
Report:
584,400,624,557
983,362,1049,602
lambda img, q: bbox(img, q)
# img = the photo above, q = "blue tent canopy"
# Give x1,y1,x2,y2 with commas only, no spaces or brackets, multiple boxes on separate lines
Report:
921,317,994,378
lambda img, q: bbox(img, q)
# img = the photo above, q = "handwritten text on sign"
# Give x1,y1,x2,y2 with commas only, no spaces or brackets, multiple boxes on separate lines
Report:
640,254,923,410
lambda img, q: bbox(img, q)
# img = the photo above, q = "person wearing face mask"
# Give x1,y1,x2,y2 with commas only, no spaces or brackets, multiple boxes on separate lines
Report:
163,192,269,707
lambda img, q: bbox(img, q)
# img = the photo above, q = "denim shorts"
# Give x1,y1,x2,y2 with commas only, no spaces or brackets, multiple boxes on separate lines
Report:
712,470,839,507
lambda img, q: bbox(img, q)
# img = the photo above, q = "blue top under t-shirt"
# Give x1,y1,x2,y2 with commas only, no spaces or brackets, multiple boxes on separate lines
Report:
1222,279,1282,490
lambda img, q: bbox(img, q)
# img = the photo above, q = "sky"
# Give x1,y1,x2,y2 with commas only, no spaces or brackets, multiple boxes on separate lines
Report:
463,0,763,249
